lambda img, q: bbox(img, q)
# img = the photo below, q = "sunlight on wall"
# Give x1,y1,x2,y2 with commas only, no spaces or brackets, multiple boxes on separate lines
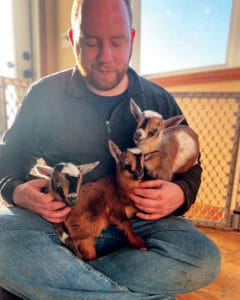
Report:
0,0,15,77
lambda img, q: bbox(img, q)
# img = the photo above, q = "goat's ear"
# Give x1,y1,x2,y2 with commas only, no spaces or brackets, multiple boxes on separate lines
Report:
34,165,53,178
144,152,155,161
164,115,185,128
130,98,142,121
78,161,99,175
108,140,122,162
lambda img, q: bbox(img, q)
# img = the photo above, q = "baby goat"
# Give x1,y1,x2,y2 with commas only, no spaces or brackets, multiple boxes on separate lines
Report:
36,141,147,260
35,161,99,207
130,98,200,181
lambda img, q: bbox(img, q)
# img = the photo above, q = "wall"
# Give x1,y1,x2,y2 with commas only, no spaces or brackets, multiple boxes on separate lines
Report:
55,0,75,71
168,80,240,93
148,68,240,93
39,0,74,76
39,0,58,76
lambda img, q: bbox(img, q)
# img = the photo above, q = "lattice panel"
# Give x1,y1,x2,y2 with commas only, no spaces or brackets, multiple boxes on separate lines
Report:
237,183,240,210
0,77,29,137
173,93,240,228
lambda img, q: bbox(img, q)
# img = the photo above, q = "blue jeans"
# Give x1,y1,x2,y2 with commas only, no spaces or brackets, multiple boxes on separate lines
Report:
0,207,220,300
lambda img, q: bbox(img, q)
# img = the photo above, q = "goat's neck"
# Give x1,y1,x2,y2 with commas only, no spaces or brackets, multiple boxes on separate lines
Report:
115,173,141,201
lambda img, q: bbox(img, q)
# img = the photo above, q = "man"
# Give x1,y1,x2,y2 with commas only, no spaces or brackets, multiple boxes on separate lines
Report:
0,0,220,299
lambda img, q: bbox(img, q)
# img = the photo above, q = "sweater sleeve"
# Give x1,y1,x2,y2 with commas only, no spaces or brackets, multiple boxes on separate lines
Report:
0,89,40,204
0,177,26,205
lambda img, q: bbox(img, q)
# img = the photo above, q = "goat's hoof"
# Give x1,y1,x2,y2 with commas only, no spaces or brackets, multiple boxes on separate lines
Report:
131,237,147,251
83,254,97,261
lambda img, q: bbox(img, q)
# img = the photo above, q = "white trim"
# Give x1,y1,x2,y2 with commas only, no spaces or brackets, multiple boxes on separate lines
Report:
30,0,41,80
131,0,141,73
226,0,240,67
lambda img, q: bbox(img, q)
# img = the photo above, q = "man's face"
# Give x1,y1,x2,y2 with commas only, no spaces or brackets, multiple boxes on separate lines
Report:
72,0,134,92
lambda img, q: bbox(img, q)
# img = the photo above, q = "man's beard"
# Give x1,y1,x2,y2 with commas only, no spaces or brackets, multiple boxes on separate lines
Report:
76,57,130,91
85,65,128,91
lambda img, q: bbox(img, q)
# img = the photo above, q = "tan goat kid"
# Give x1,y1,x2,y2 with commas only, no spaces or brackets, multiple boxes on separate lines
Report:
130,98,200,181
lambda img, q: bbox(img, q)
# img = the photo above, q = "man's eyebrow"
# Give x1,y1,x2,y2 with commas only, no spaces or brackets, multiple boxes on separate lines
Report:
80,34,127,40
80,34,98,39
111,35,128,40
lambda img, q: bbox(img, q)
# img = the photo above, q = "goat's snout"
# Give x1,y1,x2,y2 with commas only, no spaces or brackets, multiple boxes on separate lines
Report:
133,130,144,143
65,193,78,207
134,167,144,180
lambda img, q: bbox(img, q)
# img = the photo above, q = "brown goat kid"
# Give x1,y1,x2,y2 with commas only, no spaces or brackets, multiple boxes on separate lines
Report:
36,140,147,260
130,98,200,181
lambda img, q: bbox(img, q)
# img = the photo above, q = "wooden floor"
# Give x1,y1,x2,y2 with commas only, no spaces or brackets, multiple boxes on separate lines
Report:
177,227,240,300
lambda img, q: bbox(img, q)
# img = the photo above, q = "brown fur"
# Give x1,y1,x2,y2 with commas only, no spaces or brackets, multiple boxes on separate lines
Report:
54,140,147,260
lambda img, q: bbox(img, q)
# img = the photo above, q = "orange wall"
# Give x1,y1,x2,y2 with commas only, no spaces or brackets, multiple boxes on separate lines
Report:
167,80,240,93
42,0,74,75
55,0,75,70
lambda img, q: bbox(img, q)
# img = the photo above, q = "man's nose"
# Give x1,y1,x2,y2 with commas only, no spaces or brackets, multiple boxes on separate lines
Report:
98,42,113,62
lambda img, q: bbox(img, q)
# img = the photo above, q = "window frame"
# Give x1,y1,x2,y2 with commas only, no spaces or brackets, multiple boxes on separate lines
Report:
131,0,240,85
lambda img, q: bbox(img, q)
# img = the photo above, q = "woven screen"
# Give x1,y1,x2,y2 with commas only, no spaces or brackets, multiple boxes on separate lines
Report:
0,77,29,137
173,92,240,228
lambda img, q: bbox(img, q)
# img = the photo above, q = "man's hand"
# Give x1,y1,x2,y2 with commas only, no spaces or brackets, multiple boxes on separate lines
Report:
13,179,71,223
129,180,185,220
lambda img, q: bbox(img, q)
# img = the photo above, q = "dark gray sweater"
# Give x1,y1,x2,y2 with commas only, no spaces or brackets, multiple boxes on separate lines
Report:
0,67,202,214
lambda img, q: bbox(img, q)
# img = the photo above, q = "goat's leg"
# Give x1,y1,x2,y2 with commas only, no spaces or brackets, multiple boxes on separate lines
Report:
76,237,97,260
115,219,147,251
54,223,84,258
65,239,84,258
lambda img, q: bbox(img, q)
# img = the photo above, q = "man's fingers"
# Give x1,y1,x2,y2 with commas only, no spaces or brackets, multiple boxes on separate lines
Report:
47,200,70,211
135,204,156,213
43,216,67,223
41,206,71,219
139,180,164,189
136,211,163,220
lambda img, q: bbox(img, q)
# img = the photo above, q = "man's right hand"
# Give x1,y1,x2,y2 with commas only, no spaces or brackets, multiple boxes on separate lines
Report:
12,179,71,223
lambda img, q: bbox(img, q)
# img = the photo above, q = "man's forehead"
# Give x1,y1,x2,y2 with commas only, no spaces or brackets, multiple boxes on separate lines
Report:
80,0,131,29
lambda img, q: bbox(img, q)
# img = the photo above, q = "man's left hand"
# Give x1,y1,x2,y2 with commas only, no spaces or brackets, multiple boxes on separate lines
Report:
129,180,185,220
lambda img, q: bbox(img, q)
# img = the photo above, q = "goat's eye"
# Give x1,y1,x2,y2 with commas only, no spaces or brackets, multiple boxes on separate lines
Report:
148,127,158,137
123,160,131,171
55,181,62,190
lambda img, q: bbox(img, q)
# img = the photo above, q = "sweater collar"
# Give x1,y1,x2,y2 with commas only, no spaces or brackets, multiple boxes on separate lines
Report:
67,66,144,99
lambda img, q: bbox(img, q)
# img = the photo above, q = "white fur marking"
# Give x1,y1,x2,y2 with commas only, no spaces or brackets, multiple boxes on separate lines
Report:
173,132,197,172
128,147,142,154
62,163,80,177
144,110,162,119
136,128,148,141
60,232,69,244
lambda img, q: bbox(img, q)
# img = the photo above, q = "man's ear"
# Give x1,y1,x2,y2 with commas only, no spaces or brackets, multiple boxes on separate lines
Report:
131,28,136,44
68,28,74,47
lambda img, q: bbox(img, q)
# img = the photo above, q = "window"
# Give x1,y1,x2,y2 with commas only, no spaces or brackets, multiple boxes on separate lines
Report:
131,0,240,77
0,1,15,77
0,0,33,79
